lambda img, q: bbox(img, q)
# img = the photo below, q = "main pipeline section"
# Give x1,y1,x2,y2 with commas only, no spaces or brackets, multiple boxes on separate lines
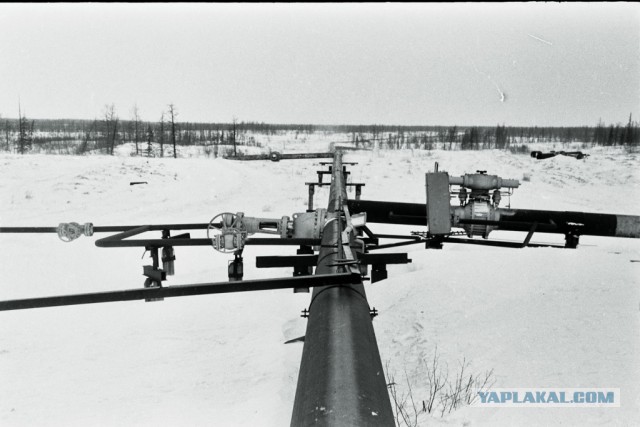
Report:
291,153,394,426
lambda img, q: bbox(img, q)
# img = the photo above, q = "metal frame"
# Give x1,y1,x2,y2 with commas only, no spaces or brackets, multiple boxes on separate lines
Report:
0,273,360,311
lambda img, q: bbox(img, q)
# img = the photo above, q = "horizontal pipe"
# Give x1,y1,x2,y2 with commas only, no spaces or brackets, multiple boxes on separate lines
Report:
442,237,563,249
0,227,59,233
95,235,319,248
348,199,640,238
0,273,361,311
1,225,321,248
227,153,334,161
94,223,210,233
457,218,558,232
96,237,211,248
244,238,321,246
498,209,640,238
348,200,426,225
0,223,211,234
256,253,410,268
256,255,318,268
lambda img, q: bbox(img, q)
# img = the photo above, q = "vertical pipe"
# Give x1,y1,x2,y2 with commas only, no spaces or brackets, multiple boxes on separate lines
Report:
291,152,394,426
308,184,315,211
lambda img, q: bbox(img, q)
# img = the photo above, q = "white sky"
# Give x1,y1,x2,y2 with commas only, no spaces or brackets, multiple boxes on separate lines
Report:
0,3,638,126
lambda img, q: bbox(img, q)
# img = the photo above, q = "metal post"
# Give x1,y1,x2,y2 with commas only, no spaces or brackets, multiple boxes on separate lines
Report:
291,152,394,426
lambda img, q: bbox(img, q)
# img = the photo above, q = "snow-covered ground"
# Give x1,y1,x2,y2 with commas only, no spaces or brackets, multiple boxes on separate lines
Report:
0,143,638,426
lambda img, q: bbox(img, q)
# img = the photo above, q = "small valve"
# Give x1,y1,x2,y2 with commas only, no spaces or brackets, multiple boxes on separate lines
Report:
57,222,93,242
492,189,502,207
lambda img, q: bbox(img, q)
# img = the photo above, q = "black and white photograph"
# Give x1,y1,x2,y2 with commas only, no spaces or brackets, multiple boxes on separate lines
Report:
0,3,638,426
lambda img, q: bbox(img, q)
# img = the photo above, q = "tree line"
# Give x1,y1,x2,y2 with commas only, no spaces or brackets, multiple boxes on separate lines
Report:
1,104,638,156
0,104,265,156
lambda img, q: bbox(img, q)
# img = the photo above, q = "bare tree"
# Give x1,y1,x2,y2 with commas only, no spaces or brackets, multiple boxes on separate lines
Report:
17,102,32,154
103,104,118,155
1,115,9,152
168,104,177,158
159,112,165,157
447,126,457,150
232,116,238,157
112,118,119,155
77,119,96,155
131,104,141,155
146,124,154,157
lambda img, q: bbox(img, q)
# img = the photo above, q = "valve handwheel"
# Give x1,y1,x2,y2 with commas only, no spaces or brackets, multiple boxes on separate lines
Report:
207,212,246,253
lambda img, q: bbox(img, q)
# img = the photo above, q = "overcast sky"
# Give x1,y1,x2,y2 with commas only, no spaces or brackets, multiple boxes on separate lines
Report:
0,3,638,126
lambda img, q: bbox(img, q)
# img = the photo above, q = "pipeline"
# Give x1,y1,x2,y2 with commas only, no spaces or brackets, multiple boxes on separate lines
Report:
291,153,394,426
226,152,334,161
347,199,640,238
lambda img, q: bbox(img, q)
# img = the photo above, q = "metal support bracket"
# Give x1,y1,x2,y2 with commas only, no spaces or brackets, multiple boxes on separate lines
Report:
371,263,388,283
143,246,165,302
564,224,583,248
228,253,244,281
294,245,314,293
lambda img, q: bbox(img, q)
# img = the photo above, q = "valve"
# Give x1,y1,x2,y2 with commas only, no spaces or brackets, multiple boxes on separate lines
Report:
206,209,330,253
492,189,501,207
206,212,293,252
207,212,248,253
454,199,500,238
428,166,520,239
290,209,327,239
57,222,93,242
449,172,519,238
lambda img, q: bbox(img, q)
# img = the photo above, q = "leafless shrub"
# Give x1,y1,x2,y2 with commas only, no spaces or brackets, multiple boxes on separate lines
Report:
386,347,495,426
387,362,422,427
437,357,495,416
423,348,448,414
